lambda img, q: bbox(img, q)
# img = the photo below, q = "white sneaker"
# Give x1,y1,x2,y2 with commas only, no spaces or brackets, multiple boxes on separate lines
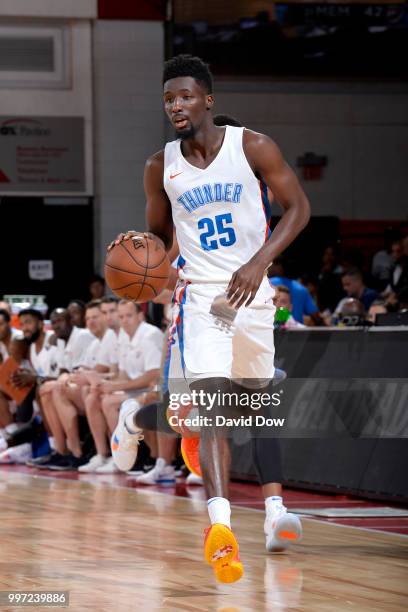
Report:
264,508,302,553
0,438,8,453
136,458,176,485
0,443,32,464
78,454,109,473
4,423,19,436
111,399,143,472
95,457,120,474
186,472,203,486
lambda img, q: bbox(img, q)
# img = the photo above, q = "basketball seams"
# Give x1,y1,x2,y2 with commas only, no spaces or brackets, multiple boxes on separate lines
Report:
137,237,150,301
111,281,150,291
117,238,148,302
105,262,144,276
112,239,169,272
105,263,169,280
145,251,168,270
105,237,169,302
123,281,158,301
118,240,142,267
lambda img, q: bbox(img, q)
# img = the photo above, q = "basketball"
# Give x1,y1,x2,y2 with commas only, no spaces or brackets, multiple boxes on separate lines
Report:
104,235,170,302
166,400,200,438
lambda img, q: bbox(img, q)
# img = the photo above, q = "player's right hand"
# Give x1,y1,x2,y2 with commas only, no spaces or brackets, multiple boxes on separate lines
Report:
107,230,139,251
107,231,165,252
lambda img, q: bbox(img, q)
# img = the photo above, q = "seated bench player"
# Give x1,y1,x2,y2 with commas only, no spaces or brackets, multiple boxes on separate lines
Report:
82,300,163,473
28,307,94,469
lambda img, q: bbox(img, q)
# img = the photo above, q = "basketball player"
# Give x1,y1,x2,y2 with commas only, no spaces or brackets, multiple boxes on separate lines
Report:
211,113,303,548
110,55,310,583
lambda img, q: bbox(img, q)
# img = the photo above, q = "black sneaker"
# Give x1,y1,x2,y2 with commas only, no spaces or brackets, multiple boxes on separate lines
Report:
48,453,87,471
26,451,63,469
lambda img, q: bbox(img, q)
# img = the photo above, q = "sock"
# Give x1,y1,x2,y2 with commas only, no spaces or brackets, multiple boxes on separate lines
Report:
265,495,285,515
48,436,56,450
155,457,166,471
122,399,141,433
207,497,231,528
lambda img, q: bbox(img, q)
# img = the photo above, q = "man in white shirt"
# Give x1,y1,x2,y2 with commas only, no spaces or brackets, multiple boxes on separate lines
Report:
43,301,117,471
30,307,93,470
7,309,56,427
14,309,55,380
81,300,163,473
99,297,121,372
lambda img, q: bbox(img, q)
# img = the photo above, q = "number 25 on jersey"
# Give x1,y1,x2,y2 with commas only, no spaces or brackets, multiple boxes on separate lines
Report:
198,213,236,251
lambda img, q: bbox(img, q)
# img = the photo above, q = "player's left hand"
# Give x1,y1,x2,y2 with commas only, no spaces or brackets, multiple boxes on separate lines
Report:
227,259,265,308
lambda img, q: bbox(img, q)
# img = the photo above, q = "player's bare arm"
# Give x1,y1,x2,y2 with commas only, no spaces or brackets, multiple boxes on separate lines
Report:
144,150,174,251
227,130,310,308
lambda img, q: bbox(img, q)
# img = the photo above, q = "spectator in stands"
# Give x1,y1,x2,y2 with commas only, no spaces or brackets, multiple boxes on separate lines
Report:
397,286,408,312
83,300,163,473
367,300,387,324
371,228,401,291
337,298,366,327
273,285,305,329
89,275,106,300
27,308,94,469
300,273,319,304
67,300,86,329
340,248,365,274
317,244,345,312
390,237,408,295
268,257,324,325
335,268,378,314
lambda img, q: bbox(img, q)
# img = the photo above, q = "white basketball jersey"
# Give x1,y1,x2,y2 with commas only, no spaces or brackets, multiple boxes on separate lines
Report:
163,126,271,283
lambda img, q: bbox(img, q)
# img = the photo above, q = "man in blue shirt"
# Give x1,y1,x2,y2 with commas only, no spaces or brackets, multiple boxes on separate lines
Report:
335,268,378,314
268,257,320,323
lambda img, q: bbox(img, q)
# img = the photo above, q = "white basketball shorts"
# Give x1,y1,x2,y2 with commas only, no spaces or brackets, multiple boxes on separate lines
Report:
169,277,276,389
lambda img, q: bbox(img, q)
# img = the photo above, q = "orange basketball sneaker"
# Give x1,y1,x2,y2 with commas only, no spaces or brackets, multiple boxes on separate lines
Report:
204,523,244,583
180,436,201,477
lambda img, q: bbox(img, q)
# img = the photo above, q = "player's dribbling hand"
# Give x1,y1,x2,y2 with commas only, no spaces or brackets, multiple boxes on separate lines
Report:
227,260,265,308
107,231,165,252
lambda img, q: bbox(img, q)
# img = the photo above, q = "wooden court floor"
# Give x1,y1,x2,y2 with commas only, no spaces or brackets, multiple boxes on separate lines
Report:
0,471,407,612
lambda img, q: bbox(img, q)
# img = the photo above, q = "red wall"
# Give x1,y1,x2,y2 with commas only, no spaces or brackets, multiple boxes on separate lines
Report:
98,0,166,20
340,219,408,264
